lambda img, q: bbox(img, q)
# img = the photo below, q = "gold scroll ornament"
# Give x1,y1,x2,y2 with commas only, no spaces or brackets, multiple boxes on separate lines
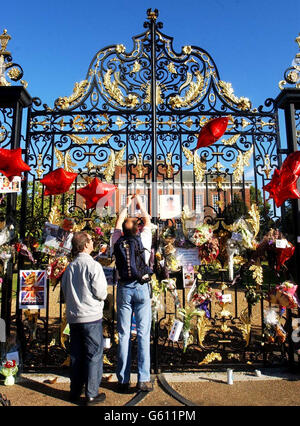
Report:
218,80,251,111
182,146,206,182
199,352,222,365
54,147,77,173
55,80,89,110
103,69,139,108
232,146,253,183
102,147,126,182
169,71,204,108
238,307,251,347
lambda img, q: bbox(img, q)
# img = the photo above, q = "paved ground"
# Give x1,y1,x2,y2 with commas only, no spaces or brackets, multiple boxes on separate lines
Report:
1,369,300,406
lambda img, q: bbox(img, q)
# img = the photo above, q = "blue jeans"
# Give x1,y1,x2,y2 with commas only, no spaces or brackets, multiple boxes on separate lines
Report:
69,319,103,398
116,281,151,384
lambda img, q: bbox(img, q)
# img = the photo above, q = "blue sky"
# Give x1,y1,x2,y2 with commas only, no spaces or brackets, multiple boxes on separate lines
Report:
1,0,299,108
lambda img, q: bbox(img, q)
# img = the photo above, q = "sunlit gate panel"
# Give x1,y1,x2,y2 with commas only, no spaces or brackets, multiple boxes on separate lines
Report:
21,27,155,368
151,22,284,369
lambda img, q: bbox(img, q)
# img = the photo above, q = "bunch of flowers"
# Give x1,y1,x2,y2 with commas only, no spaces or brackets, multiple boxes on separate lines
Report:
198,236,219,263
264,307,286,344
161,278,181,308
255,228,295,271
231,218,255,250
0,245,14,273
48,256,69,285
61,218,74,232
214,292,232,317
161,225,177,243
94,213,117,244
0,360,18,386
191,281,213,318
165,253,180,272
151,275,165,324
95,227,104,237
268,281,299,313
190,224,213,247
178,307,204,352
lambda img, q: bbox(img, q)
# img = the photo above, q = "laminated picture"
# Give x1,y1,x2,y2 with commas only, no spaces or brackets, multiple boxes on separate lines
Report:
41,222,73,254
159,194,181,220
19,270,47,310
0,176,21,193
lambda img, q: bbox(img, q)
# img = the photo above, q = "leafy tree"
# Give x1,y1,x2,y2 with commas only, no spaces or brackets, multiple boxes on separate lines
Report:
222,193,248,225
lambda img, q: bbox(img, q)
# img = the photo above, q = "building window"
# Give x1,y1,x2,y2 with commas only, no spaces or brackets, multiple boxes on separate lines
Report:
212,194,219,210
195,194,203,213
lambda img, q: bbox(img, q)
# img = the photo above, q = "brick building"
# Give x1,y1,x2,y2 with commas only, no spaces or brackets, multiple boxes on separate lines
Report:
75,163,251,219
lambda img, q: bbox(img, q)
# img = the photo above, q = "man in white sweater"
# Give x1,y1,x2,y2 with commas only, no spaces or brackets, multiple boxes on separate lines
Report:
62,231,107,405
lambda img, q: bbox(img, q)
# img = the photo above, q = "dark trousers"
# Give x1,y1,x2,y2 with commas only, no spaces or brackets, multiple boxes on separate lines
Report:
69,319,103,398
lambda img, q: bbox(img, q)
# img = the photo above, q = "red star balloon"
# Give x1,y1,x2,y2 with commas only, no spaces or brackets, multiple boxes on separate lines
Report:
263,152,300,207
276,244,295,272
195,116,229,150
263,168,281,203
0,147,31,180
77,177,117,209
40,168,78,196
282,151,300,176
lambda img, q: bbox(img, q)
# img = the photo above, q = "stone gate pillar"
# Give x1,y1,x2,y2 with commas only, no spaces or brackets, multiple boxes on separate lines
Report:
0,29,32,336
275,33,300,371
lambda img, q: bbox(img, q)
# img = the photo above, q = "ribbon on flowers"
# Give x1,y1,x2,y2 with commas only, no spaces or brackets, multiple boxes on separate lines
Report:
14,242,36,264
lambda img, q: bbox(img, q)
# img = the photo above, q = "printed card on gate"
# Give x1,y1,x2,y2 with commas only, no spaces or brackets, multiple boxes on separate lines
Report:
168,319,183,342
19,270,47,310
0,176,21,193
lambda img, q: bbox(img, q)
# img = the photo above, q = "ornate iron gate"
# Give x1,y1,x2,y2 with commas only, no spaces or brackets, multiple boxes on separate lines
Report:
0,10,299,371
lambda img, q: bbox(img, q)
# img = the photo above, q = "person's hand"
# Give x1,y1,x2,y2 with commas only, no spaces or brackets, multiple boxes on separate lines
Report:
126,195,134,208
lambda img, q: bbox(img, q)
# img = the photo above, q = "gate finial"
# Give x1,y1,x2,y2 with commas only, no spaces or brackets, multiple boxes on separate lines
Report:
146,8,159,20
0,29,11,57
0,29,27,87
279,33,300,90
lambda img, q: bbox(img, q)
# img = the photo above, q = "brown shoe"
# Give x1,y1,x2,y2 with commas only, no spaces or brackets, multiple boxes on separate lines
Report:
137,381,153,392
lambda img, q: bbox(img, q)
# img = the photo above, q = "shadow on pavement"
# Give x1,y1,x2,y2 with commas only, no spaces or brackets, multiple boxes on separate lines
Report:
17,377,79,405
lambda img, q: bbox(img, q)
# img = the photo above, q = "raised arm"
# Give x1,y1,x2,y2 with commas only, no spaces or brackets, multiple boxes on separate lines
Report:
136,194,151,228
115,195,134,230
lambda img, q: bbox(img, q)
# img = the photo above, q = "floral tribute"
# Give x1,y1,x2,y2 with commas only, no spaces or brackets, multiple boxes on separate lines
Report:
0,360,18,386
178,307,204,352
189,278,213,318
189,224,213,247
